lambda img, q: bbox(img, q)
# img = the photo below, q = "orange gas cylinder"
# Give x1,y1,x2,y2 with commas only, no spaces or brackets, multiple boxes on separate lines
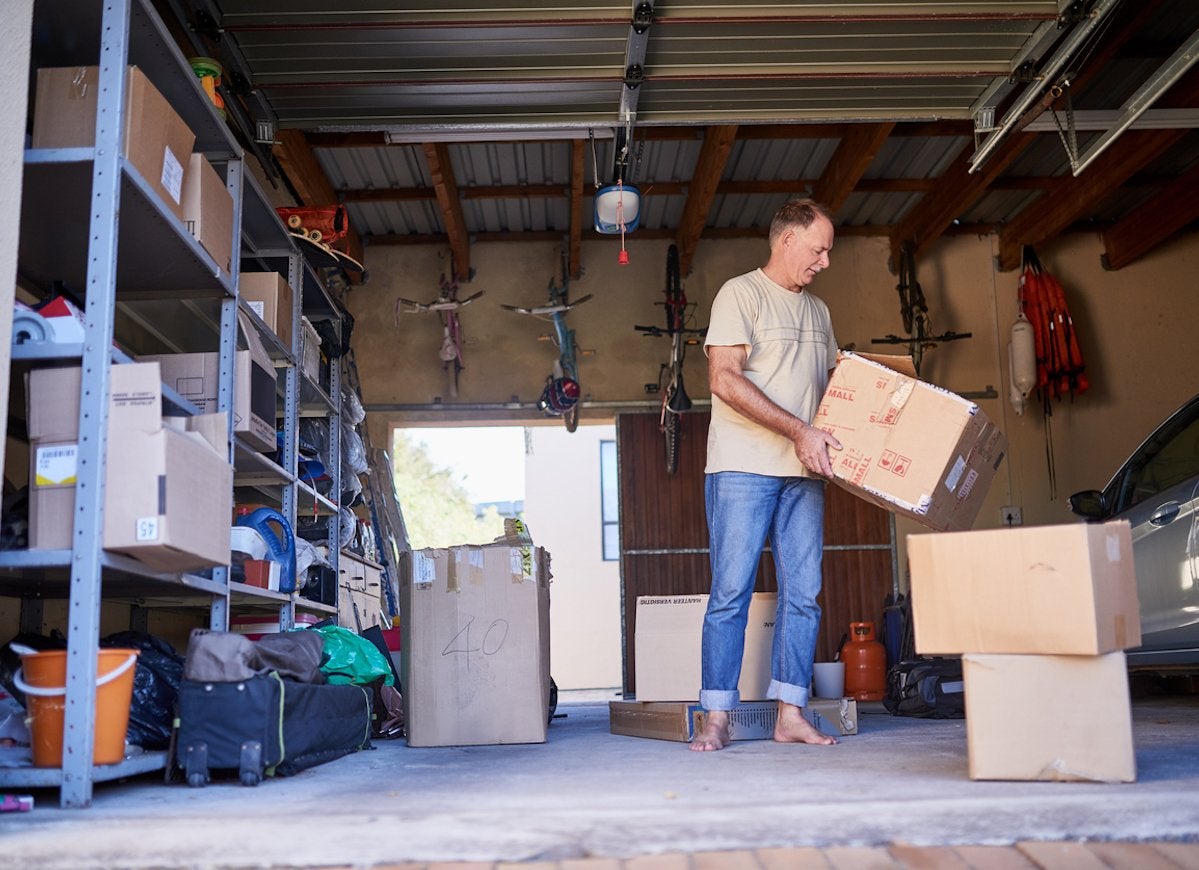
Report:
843,621,886,701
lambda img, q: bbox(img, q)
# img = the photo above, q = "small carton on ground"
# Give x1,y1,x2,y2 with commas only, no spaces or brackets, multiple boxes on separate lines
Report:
816,352,1007,531
907,521,1140,655
634,593,776,702
32,66,195,220
608,698,858,742
401,530,551,747
141,310,277,452
26,363,232,570
962,652,1135,782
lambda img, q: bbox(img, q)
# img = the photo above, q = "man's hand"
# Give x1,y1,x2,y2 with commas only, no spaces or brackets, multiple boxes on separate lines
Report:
792,423,841,478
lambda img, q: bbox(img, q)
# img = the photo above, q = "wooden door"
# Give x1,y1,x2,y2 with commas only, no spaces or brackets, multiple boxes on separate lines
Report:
616,411,896,696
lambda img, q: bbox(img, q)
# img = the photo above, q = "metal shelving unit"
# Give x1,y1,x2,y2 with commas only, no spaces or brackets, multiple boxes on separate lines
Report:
1,0,345,806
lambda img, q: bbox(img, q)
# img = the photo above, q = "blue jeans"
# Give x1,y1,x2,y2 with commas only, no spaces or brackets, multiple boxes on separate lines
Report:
700,472,825,711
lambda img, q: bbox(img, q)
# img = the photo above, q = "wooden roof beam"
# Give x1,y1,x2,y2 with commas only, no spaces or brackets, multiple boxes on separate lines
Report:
422,141,471,281
676,124,738,275
812,122,895,214
1102,156,1199,270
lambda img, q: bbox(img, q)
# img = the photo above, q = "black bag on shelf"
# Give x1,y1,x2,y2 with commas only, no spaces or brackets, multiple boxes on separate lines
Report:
883,657,966,719
175,672,372,787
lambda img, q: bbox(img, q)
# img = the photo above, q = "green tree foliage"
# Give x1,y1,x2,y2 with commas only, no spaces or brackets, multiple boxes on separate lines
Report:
392,432,508,549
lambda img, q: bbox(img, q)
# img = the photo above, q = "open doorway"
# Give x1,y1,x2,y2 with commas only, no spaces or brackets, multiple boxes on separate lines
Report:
393,423,622,692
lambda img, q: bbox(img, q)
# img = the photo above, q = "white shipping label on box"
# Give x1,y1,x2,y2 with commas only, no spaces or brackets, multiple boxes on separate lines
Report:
35,444,78,485
162,146,183,204
135,517,160,542
246,300,266,320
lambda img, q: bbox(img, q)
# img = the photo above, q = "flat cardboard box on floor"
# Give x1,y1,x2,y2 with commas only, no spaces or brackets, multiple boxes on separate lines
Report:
239,271,295,348
181,153,234,278
401,541,552,747
608,698,858,742
815,352,1007,532
907,521,1140,655
634,593,775,702
32,66,195,220
26,363,233,570
962,652,1135,782
140,310,277,452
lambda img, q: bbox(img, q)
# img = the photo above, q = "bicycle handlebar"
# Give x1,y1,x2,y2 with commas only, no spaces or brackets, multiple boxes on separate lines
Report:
634,325,709,337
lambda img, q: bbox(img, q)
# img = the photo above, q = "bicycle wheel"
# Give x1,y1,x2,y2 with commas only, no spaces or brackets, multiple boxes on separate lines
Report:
662,407,681,474
664,244,683,333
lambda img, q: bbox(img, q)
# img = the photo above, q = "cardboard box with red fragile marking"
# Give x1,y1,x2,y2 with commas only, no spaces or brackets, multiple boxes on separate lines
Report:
815,352,1007,531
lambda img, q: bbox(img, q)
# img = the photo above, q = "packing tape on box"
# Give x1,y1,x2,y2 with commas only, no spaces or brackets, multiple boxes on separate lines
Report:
447,547,485,592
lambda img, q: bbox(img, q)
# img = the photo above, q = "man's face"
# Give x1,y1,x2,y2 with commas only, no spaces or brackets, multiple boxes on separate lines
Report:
781,217,834,288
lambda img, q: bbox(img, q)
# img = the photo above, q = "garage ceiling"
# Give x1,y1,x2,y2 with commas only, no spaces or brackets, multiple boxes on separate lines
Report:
169,0,1199,279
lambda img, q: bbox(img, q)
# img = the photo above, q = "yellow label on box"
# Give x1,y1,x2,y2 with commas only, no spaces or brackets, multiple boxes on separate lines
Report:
35,444,78,485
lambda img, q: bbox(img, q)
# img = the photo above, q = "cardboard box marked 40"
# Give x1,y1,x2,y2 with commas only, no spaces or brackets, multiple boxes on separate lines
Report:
816,352,1006,531
401,542,552,747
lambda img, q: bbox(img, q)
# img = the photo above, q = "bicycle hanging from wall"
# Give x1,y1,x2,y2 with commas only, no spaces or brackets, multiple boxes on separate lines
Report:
394,254,484,399
634,244,708,474
871,241,970,375
501,250,592,432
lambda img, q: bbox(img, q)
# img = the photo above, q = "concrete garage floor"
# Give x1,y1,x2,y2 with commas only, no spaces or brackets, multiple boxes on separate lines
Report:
2,691,1199,869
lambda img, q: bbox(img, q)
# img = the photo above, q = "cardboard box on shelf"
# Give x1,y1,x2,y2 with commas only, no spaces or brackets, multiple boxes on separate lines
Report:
141,309,277,452
32,66,195,220
634,593,775,702
815,352,1007,532
181,153,234,278
26,363,233,570
239,272,295,347
300,316,322,383
962,652,1135,782
907,521,1140,655
401,540,551,747
608,697,858,742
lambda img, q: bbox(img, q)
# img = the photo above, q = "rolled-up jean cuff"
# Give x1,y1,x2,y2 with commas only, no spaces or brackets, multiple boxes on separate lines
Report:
769,679,810,709
698,689,739,712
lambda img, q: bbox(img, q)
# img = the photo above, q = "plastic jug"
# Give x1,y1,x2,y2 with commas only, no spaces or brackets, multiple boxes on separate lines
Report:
842,621,886,701
235,507,297,593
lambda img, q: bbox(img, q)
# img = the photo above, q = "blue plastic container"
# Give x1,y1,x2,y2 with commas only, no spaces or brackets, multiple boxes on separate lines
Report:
235,508,297,593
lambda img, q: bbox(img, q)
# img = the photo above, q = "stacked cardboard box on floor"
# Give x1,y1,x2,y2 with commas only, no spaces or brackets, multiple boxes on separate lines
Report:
907,521,1140,782
400,528,551,747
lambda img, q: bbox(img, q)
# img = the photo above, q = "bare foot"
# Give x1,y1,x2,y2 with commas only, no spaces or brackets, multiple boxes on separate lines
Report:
773,702,838,745
689,710,731,751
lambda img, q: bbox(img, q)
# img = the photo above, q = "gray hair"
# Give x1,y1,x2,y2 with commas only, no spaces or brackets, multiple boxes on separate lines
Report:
768,198,833,247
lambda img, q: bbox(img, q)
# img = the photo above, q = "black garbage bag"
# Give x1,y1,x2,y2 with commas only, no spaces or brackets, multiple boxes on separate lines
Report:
101,631,184,749
0,631,66,707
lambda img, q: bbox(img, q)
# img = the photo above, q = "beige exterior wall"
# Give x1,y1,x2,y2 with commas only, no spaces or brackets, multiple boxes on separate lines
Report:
523,423,622,691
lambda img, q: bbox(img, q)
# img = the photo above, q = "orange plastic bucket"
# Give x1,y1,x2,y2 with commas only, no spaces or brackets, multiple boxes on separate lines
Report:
15,649,139,767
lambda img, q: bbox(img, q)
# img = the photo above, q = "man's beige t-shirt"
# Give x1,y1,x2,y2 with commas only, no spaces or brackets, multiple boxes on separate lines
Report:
704,268,838,477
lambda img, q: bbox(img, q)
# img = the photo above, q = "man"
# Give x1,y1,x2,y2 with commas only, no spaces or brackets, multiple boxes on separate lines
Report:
690,198,842,752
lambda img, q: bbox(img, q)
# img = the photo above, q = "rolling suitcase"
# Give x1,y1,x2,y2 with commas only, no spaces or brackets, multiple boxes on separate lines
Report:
176,671,372,787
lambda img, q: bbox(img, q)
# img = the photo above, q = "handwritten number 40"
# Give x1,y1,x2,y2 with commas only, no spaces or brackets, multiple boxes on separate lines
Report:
442,616,510,661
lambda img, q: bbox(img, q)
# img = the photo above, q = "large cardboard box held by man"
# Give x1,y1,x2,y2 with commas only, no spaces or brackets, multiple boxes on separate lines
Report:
962,652,1135,782
815,352,1006,531
634,593,776,701
401,540,551,747
32,66,195,220
907,521,1140,655
26,363,232,571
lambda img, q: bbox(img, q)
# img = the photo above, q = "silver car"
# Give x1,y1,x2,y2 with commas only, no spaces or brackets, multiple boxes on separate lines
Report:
1068,394,1199,664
